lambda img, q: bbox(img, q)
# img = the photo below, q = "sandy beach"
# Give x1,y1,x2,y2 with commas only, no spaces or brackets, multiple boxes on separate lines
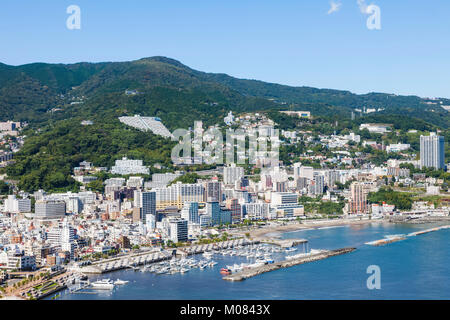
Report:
235,217,385,240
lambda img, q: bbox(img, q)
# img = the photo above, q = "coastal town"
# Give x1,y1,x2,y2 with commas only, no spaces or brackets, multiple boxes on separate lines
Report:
0,109,449,300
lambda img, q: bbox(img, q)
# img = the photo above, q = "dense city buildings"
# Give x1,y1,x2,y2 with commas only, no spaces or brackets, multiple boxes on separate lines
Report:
0,109,449,297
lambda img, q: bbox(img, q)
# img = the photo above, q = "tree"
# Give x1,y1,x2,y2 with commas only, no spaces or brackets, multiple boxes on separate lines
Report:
87,179,104,193
368,187,413,210
0,181,10,195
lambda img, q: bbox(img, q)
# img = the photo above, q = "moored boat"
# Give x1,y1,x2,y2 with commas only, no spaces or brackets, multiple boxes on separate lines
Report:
91,279,115,290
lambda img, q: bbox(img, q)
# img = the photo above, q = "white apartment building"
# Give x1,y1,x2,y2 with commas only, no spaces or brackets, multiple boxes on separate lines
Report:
169,219,188,243
223,164,244,186
119,115,173,139
386,144,410,153
243,202,270,220
153,182,204,210
420,133,445,170
271,192,303,218
4,195,31,213
35,200,66,219
111,157,149,175
181,202,199,224
127,176,144,188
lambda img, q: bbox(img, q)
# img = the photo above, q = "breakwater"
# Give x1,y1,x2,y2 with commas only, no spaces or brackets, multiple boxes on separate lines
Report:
259,238,307,248
408,224,450,236
222,247,356,281
365,224,450,246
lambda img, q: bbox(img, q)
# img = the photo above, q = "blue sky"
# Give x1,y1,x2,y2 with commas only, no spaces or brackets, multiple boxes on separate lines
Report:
0,0,449,98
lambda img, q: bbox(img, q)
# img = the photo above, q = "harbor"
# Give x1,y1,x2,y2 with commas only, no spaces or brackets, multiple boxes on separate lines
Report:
47,222,450,300
54,241,310,297
74,238,307,274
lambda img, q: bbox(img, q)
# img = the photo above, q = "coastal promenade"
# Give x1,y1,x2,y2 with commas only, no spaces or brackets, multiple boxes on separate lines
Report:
222,247,356,281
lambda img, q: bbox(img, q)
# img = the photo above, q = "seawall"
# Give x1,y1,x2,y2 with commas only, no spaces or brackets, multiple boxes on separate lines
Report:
222,247,356,281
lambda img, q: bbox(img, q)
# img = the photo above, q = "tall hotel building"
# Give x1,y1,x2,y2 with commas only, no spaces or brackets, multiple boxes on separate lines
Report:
140,191,156,222
348,182,368,214
420,133,445,170
154,182,205,210
35,200,66,219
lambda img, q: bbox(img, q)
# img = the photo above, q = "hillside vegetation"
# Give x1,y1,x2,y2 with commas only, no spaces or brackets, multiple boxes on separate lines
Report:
1,56,448,192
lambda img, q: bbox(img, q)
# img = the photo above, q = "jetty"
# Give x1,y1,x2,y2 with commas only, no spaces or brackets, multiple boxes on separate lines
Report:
365,235,407,246
365,225,450,246
408,224,450,237
222,247,356,281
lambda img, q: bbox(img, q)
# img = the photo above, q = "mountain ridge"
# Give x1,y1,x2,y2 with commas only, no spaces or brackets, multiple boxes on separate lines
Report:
1,56,448,128
2,56,449,192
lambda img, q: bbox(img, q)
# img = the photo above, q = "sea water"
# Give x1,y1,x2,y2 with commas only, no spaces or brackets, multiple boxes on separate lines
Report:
52,221,450,300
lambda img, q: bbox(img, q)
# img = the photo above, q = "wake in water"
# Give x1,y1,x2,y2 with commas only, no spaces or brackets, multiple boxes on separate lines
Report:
317,226,346,230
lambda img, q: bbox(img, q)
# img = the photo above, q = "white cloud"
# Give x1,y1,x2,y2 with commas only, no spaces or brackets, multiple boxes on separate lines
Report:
327,1,342,15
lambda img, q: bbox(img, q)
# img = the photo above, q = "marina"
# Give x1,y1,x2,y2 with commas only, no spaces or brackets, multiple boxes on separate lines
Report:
75,238,307,275
48,222,450,300
58,241,311,297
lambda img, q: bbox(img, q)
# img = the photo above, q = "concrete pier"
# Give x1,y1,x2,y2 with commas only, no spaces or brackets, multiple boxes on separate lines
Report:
179,238,260,255
222,247,356,281
78,238,260,274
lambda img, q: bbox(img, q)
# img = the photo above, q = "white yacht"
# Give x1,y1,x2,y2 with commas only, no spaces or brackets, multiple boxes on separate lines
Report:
91,279,115,290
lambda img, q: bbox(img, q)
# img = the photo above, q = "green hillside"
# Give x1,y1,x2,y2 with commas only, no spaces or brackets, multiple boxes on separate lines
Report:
0,56,449,192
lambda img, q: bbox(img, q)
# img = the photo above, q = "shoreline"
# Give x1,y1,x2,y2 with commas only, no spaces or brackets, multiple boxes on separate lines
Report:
241,215,450,241
240,218,386,240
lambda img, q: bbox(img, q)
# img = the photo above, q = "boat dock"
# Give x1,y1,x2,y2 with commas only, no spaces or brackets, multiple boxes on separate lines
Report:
78,239,261,274
68,280,90,293
222,247,356,282
180,239,259,255
79,251,173,274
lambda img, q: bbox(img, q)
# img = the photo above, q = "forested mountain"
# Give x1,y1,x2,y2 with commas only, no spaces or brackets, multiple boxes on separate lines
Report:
1,56,449,127
0,56,449,192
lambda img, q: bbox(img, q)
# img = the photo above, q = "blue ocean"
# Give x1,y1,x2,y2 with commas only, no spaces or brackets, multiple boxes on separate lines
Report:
52,222,450,300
